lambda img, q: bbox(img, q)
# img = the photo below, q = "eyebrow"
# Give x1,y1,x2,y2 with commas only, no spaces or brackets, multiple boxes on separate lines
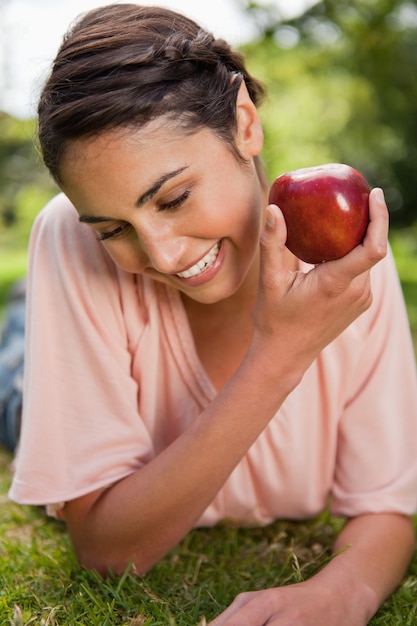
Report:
78,165,189,224
136,166,189,208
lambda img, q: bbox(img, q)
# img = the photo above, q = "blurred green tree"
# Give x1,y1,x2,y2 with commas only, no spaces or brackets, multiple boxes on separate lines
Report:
240,0,417,226
0,112,56,246
1,1,416,232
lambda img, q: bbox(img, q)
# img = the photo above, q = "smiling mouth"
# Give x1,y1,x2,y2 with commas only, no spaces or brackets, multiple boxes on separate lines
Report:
175,242,221,278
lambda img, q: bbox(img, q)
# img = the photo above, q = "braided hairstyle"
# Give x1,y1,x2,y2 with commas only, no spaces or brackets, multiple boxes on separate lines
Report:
37,3,267,185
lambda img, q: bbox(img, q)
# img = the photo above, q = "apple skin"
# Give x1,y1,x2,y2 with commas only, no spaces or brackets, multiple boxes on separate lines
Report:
268,163,371,264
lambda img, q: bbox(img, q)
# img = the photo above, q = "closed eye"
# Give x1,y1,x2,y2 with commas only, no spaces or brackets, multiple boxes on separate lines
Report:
96,223,131,241
158,189,191,211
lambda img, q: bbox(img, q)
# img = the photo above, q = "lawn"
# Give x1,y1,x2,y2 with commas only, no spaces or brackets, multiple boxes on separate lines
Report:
1,445,417,625
0,246,27,312
0,228,417,625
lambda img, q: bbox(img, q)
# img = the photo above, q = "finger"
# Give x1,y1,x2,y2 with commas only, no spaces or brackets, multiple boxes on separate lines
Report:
259,204,289,288
208,591,275,626
364,187,389,257
260,204,287,249
208,591,257,625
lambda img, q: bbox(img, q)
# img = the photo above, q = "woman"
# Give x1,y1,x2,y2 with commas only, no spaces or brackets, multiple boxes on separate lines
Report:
9,4,417,624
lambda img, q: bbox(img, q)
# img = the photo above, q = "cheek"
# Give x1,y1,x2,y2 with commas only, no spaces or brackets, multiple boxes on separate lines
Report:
235,184,265,245
217,173,264,233
102,241,148,274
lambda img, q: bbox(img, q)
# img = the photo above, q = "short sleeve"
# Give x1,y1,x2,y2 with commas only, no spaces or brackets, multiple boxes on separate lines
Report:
331,248,417,516
9,194,155,507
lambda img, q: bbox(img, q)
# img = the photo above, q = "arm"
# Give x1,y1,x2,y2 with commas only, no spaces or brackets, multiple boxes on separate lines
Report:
329,513,416,617
209,513,416,625
64,189,389,576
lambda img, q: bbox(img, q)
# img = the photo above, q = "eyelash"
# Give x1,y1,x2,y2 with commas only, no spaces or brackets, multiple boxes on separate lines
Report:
97,189,192,242
96,224,130,242
158,188,191,211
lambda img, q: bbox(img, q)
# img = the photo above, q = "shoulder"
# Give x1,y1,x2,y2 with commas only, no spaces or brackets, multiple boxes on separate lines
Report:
32,192,94,245
30,193,115,276
34,192,79,226
28,193,156,339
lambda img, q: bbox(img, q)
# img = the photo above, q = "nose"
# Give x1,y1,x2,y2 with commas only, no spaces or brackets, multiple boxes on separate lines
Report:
133,218,187,274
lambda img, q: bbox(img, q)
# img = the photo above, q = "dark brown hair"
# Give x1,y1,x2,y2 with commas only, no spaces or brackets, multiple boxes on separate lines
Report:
37,3,267,184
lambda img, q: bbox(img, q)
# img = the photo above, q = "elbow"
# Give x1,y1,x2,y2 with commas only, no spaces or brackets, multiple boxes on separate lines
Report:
74,544,155,578
76,550,122,578
64,502,164,576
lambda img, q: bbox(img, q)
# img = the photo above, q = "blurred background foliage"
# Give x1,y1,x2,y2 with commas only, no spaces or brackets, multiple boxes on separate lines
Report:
240,0,417,228
0,0,416,291
0,114,56,246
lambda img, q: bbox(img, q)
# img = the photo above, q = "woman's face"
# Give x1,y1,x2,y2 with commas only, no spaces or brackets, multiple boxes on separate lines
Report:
60,104,265,304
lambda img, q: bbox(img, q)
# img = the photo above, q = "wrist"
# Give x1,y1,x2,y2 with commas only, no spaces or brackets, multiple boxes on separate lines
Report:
310,551,381,624
244,337,306,397
304,570,378,625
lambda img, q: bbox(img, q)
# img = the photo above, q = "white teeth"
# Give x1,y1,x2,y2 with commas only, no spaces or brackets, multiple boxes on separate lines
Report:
176,242,220,278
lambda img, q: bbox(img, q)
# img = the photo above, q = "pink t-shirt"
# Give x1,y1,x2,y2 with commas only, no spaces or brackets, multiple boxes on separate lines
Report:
9,193,417,524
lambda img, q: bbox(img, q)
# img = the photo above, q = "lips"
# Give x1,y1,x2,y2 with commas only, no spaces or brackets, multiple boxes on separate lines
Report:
175,241,221,278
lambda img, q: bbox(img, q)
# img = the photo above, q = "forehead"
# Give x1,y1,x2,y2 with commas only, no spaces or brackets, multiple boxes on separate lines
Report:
60,119,186,176
58,121,235,216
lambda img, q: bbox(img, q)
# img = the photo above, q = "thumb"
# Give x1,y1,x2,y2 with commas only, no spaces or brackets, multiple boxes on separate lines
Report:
260,204,287,248
259,204,288,280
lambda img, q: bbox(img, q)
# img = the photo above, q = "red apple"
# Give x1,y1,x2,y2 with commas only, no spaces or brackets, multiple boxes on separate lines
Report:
268,163,371,264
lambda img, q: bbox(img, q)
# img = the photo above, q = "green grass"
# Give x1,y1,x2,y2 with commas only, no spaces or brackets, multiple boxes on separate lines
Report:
0,245,27,314
0,227,417,624
0,445,416,625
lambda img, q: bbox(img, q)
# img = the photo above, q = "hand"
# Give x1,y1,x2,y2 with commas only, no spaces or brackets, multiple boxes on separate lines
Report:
208,580,367,626
249,187,389,381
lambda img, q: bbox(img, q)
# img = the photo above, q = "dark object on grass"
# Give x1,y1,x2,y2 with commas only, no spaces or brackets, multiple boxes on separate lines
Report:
0,279,26,452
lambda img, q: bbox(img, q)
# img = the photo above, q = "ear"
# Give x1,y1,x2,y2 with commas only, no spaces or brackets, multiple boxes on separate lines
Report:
235,81,264,157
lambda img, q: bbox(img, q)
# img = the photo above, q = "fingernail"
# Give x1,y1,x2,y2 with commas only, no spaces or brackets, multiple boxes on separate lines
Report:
373,187,385,203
